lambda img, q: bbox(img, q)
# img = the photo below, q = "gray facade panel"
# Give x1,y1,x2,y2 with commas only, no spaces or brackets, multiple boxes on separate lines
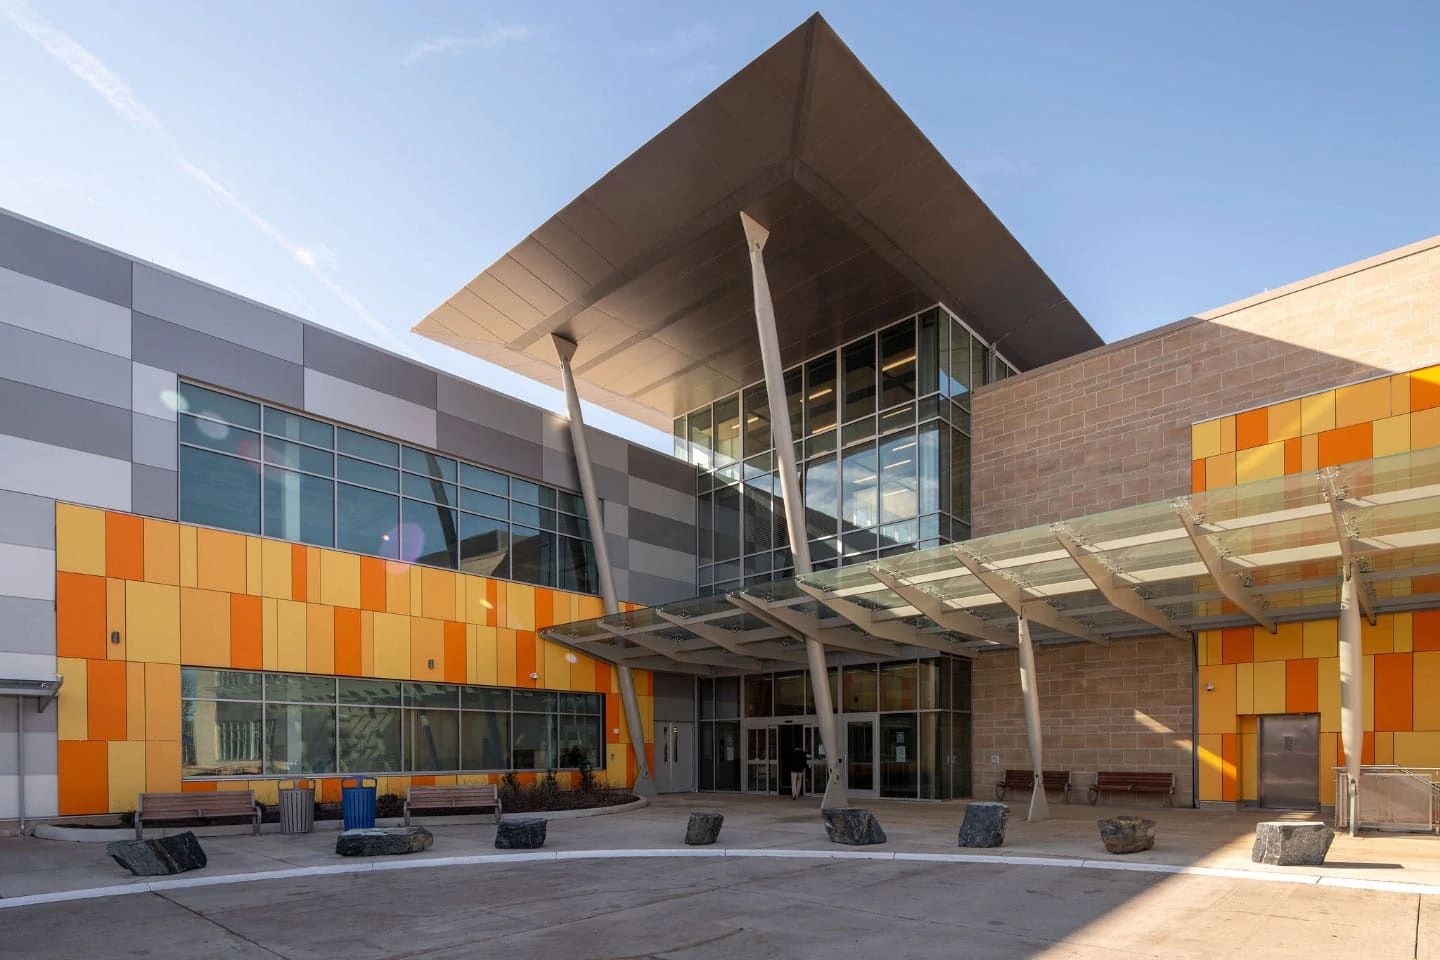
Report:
0,490,56,549
132,464,178,521
628,541,698,581
303,325,437,408
0,322,131,410
0,212,132,306
628,445,696,493
629,507,698,554
133,312,305,409
585,426,628,473
541,446,581,491
653,672,696,722
604,532,629,571
434,413,543,481
0,378,131,460
0,597,55,656
436,374,544,440
603,501,629,538
132,264,303,362
628,477,695,525
625,571,695,607
0,266,131,358
593,464,628,504
132,413,178,470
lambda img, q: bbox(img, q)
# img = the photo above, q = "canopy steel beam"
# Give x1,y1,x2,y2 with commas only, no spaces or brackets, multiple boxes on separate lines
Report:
864,568,1017,647
795,583,976,658
729,593,901,659
1323,470,1378,626
1174,502,1278,634
952,548,1109,645
597,622,763,672
1052,525,1191,642
656,610,808,664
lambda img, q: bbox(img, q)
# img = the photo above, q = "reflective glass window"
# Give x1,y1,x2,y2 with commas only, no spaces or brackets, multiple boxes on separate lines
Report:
339,706,403,772
805,353,837,434
556,536,595,593
182,700,263,777
784,367,803,437
743,675,773,717
688,407,713,468
843,336,877,423
180,447,260,534
180,414,260,458
262,437,333,476
460,463,508,496
841,441,878,530
917,308,940,396
510,525,552,586
177,383,259,429
262,467,334,546
263,408,333,448
918,424,940,515
714,485,741,561
264,703,336,774
337,484,399,559
182,668,262,701
743,383,770,456
880,661,918,711
714,393,740,466
265,675,335,702
338,456,398,492
879,432,919,523
945,321,970,401
401,498,457,568
401,472,456,506
459,513,509,578
880,322,917,408
408,709,460,771
337,428,398,465
511,713,555,770
803,455,838,539
402,447,457,482
842,665,877,712
460,712,510,769
970,334,989,393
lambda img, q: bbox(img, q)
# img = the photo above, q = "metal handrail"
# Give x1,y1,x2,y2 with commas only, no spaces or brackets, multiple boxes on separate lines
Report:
1334,766,1439,833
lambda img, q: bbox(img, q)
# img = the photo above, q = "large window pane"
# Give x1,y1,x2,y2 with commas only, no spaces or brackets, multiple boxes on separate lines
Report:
878,432,919,523
460,463,508,496
946,321,970,402
510,525,554,586
918,424,940,515
459,488,507,518
339,678,402,705
182,667,261,701
879,713,919,799
714,393,740,467
265,674,335,703
880,321,917,408
803,456,838,539
460,711,510,769
714,720,741,790
402,472,457,506
182,700,262,777
743,675,772,717
774,672,807,716
697,491,713,564
180,447,260,534
917,308,940,397
557,715,602,767
880,661,918,711
714,677,740,719
784,367,803,437
338,456,398,492
842,665,877,712
180,414,261,458
337,484,399,559
687,407,713,469
263,467,334,546
843,336,877,423
402,447,457,482
556,536,595,594
339,706,402,772
511,713,555,770
337,428,398,466
263,408,333,448
178,383,259,429
714,485,741,561
513,690,557,713
742,383,770,456
970,334,989,393
841,441,878,530
460,513,510,579
408,708,460,771
265,703,336,774
462,686,510,711
401,498,457,568
805,353,837,435
404,682,459,707
742,479,772,555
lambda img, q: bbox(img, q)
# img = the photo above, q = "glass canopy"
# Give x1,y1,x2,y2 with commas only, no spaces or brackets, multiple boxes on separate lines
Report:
540,447,1440,675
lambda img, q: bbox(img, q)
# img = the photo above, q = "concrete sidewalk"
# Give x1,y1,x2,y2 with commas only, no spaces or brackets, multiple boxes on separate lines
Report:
3,794,1438,902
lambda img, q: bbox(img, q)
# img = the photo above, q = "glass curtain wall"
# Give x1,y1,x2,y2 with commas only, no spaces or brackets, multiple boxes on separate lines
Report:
177,382,599,594
680,306,1017,594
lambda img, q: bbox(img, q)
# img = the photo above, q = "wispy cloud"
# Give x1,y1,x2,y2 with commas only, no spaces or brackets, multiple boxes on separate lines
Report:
0,0,417,358
636,21,720,60
401,26,529,66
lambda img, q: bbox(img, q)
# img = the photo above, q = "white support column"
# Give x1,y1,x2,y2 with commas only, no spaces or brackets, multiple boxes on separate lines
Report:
1339,569,1363,836
552,334,655,798
741,211,846,809
1016,614,1048,822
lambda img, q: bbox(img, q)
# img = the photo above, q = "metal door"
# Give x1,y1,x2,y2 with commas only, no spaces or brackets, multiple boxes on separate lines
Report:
746,725,778,793
1259,714,1320,810
653,721,694,793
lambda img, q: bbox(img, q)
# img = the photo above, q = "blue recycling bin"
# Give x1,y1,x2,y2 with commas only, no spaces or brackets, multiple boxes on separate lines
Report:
341,777,377,830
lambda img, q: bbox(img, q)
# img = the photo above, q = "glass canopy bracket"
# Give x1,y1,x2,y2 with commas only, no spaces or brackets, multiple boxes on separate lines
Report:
952,545,1108,645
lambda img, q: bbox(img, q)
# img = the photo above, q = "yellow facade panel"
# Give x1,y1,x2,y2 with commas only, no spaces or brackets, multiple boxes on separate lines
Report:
320,551,362,609
1300,433,1319,472
472,625,498,685
410,618,445,680
464,576,493,625
1302,619,1339,659
506,584,536,631
1235,442,1285,485
260,538,292,599
1197,734,1223,801
1395,612,1413,653
178,525,197,588
306,604,336,675
1374,731,1394,765
196,528,247,594
1361,615,1394,655
420,567,457,621
1266,400,1303,443
106,577,127,660
55,503,106,575
1413,652,1440,731
261,597,279,670
1319,733,1338,806
1198,665,1237,733
276,599,308,673
1363,654,1375,730
1318,657,1340,732
144,663,181,741
107,740,146,813
1372,414,1411,458
1204,452,1236,490
1391,372,1412,414
1191,420,1222,460
245,537,263,594
1234,662,1254,715
56,657,88,741
125,581,180,664
1252,660,1287,714
1412,406,1440,450
497,628,517,686
1334,376,1392,428
179,587,231,668
1218,416,1235,455
144,740,181,794
409,567,423,616
250,779,280,805
1254,622,1302,661
143,519,180,586
385,562,410,615
1240,732,1258,801
307,549,322,604
1393,731,1440,769
571,651,595,693
372,612,411,679
575,596,605,622
543,639,572,690
1300,390,1336,434
126,661,145,739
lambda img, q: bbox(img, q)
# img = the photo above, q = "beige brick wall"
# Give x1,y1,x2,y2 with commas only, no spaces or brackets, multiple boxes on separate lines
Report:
972,235,1440,535
972,637,1194,805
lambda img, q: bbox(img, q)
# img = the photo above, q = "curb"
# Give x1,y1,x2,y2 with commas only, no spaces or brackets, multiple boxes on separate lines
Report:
3,844,1438,911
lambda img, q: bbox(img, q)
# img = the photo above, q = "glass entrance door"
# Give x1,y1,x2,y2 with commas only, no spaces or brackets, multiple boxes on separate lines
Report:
746,725,778,793
846,718,877,797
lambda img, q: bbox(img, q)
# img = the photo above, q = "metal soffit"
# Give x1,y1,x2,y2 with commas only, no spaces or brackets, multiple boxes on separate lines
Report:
539,448,1440,675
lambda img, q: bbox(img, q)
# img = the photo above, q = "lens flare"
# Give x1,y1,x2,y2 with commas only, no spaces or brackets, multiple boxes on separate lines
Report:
160,389,188,413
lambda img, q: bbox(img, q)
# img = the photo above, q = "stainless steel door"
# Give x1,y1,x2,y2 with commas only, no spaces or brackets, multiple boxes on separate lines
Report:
1259,714,1320,810
653,722,695,793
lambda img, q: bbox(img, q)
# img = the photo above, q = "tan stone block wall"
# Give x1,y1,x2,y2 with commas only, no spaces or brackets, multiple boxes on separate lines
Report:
971,638,1195,805
971,237,1440,534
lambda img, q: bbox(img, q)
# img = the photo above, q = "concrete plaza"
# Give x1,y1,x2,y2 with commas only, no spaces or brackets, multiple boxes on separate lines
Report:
2,795,1437,958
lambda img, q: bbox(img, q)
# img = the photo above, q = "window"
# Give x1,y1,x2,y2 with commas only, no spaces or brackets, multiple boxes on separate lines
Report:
182,668,604,777
176,382,598,593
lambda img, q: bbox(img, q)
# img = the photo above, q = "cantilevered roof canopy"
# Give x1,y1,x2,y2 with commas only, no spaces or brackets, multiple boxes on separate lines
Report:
414,14,1101,431
540,448,1440,674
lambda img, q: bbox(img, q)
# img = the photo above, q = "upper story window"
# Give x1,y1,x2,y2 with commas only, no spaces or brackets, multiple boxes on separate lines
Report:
175,382,598,593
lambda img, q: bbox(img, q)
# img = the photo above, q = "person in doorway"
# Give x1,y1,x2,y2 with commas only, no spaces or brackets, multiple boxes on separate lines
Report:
788,743,809,800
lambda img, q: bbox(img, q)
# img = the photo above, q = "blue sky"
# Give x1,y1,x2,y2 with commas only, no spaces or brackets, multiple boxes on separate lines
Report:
3,1,1438,450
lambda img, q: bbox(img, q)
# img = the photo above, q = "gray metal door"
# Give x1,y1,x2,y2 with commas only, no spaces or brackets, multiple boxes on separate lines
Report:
1259,714,1320,810
653,721,694,793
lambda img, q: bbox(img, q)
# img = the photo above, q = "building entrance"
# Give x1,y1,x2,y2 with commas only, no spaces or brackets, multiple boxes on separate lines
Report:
653,721,695,793
1259,714,1320,810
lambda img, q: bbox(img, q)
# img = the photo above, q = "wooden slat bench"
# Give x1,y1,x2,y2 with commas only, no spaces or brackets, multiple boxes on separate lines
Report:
135,791,261,839
404,784,502,825
1086,771,1176,806
995,769,1072,804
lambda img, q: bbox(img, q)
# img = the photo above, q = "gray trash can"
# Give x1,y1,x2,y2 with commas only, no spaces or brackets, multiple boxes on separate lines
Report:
278,780,315,834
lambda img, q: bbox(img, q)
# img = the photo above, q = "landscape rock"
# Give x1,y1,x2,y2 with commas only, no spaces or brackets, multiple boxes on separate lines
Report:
1097,816,1156,854
685,812,724,846
821,807,886,846
958,801,1008,848
335,826,434,857
107,832,208,876
495,818,547,849
1252,821,1333,866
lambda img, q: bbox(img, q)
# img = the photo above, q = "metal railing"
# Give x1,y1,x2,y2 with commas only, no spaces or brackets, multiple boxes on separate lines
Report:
1333,766,1440,833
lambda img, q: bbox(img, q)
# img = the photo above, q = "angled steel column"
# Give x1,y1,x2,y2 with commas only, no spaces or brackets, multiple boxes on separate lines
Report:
552,335,655,798
1016,614,1048,822
741,211,846,809
1339,569,1362,836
